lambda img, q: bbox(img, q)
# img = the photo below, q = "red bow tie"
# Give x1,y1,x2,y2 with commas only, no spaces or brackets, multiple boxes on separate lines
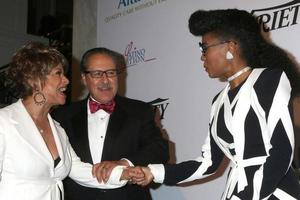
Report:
89,98,116,114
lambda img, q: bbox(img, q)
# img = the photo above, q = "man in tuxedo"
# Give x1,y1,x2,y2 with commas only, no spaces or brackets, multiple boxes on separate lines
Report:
52,47,169,200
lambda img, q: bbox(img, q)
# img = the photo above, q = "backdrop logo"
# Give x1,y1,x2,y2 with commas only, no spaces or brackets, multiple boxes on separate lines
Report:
118,0,143,9
148,98,169,120
124,41,156,67
105,0,167,23
251,0,300,32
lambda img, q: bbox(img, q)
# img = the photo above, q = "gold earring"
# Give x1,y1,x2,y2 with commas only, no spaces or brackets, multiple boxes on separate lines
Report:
33,91,46,106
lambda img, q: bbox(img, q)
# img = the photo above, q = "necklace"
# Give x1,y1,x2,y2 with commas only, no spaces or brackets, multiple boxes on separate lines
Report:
227,66,251,82
33,121,45,134
35,124,44,133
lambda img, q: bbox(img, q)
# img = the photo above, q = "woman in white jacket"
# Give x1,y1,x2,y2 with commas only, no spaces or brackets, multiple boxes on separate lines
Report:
0,42,130,200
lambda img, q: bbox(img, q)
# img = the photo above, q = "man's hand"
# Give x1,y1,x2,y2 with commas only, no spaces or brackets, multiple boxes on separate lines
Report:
92,160,129,183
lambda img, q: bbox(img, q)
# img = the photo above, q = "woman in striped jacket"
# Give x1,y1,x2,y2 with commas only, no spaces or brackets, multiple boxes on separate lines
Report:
130,9,300,200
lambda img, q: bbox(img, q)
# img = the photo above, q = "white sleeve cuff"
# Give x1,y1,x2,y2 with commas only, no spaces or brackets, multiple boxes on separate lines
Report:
121,158,134,167
148,164,165,183
106,165,128,185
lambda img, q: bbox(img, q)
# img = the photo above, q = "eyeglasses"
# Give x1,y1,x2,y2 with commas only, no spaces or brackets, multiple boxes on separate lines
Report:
84,69,120,78
199,41,230,54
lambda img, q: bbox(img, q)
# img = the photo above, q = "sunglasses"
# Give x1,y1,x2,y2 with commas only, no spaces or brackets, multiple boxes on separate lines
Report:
199,41,231,54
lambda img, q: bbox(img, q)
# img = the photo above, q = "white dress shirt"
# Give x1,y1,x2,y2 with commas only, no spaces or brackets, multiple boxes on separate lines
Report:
87,99,110,164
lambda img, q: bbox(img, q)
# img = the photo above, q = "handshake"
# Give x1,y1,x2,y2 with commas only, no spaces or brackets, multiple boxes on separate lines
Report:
92,160,154,186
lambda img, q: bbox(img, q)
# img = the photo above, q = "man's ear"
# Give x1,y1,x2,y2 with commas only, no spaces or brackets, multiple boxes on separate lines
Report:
81,73,87,86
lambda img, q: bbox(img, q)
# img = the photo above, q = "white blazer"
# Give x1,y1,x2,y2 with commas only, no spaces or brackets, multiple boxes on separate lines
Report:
0,100,126,200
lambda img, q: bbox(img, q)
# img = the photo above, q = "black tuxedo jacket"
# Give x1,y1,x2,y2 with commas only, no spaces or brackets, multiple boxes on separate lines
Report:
52,95,169,200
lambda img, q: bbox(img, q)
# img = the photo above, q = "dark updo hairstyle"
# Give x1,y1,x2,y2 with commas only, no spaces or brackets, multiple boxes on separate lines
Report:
188,9,300,96
80,47,126,73
8,41,68,98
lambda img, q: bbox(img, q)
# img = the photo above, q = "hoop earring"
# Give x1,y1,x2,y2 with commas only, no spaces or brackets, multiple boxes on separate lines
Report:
33,91,46,106
226,51,234,60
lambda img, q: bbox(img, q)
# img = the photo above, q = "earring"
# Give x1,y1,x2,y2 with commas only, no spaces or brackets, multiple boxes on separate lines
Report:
33,91,46,106
226,51,234,60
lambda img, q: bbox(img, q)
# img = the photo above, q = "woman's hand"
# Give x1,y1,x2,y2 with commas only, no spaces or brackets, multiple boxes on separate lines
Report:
127,166,154,186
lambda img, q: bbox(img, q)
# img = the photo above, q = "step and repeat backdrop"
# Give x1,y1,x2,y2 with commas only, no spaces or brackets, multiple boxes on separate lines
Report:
97,0,300,199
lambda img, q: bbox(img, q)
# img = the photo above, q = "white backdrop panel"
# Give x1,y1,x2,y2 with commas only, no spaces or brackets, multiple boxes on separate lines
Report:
97,0,300,199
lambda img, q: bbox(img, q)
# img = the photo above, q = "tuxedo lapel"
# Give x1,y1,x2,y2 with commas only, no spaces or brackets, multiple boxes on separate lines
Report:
101,100,126,161
71,100,94,163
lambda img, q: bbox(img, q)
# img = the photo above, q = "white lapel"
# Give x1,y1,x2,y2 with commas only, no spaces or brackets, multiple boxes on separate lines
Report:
230,78,251,158
10,100,53,165
210,85,234,160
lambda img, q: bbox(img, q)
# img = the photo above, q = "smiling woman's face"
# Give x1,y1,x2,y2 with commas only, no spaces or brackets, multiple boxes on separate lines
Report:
41,65,69,107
